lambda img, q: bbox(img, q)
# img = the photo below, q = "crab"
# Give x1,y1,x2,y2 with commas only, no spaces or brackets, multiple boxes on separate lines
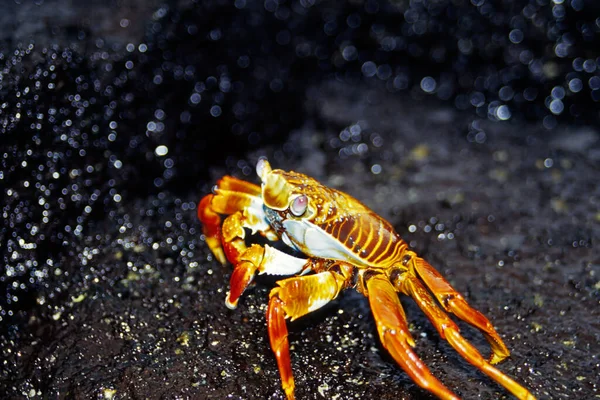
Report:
197,158,535,400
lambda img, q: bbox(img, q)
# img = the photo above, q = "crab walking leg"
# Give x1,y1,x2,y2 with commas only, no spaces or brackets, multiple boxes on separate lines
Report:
410,256,510,364
226,244,308,309
364,273,460,400
267,266,353,400
267,297,295,400
400,274,537,400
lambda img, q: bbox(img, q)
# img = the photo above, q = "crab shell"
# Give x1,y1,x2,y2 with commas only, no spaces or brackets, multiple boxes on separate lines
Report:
257,158,405,269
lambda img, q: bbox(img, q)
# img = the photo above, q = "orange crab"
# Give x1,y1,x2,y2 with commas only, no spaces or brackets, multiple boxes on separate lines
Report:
197,158,535,400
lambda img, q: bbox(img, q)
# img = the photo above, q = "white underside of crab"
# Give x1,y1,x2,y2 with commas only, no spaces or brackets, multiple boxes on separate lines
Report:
282,219,368,267
244,198,366,277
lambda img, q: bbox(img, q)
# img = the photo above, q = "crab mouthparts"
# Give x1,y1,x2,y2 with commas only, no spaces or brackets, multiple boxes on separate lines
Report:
264,206,284,234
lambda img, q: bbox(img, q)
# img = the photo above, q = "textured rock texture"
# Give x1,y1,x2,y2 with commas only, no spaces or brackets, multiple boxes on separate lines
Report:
1,1,598,399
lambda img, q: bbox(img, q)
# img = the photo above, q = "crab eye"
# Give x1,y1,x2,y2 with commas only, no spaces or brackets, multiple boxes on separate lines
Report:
290,194,308,217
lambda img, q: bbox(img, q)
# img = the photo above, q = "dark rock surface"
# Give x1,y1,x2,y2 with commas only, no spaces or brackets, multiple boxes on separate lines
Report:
1,1,599,399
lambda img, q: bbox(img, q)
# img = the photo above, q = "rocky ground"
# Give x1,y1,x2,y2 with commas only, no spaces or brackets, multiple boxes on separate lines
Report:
1,1,599,399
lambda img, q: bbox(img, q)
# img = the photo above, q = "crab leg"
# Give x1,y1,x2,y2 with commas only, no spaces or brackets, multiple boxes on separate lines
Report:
399,273,536,400
410,256,510,364
267,264,353,400
364,273,459,400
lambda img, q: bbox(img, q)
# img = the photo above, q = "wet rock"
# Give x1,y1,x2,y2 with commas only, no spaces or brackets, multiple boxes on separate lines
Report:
1,1,599,399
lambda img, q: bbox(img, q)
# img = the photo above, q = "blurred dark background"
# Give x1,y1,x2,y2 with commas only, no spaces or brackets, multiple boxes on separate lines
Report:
1,1,598,399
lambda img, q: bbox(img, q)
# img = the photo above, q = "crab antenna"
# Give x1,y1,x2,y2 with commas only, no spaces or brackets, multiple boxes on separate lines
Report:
256,157,272,182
